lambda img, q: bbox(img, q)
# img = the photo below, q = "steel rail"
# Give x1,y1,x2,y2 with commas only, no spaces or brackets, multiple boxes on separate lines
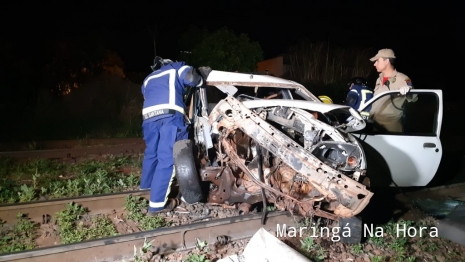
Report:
0,211,296,262
0,143,146,160
0,190,151,225
0,138,144,152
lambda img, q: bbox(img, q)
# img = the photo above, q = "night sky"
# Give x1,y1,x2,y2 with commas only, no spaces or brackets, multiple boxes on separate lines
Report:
2,0,464,100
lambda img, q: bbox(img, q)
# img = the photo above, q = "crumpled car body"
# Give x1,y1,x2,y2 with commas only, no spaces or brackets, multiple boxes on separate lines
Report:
174,70,374,222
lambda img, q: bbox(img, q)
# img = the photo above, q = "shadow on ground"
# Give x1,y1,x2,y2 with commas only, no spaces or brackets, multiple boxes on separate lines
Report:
360,187,409,224
428,150,465,186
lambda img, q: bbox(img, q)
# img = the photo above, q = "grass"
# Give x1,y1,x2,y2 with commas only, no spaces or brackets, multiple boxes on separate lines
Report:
0,213,39,254
183,238,211,262
129,237,156,262
55,202,119,244
0,154,142,204
289,217,464,262
300,236,326,261
123,195,169,231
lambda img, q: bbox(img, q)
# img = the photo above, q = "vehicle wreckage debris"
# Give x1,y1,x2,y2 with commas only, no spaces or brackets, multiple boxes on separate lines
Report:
196,95,374,222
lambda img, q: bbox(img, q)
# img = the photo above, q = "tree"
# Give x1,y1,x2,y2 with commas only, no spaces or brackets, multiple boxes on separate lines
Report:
180,27,263,72
43,39,125,96
177,25,209,62
177,25,209,53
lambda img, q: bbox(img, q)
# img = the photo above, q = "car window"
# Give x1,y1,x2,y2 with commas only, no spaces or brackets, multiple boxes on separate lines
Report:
358,92,440,136
401,92,439,136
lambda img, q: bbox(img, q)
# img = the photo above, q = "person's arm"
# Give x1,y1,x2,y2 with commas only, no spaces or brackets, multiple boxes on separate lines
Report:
178,65,203,87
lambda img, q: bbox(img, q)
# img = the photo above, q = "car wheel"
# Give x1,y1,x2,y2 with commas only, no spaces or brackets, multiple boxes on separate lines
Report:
173,139,206,204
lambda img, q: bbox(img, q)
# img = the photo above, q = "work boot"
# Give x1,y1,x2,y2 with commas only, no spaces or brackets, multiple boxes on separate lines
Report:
147,198,180,216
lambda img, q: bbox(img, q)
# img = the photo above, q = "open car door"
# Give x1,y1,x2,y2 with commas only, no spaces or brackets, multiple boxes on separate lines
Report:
354,90,443,187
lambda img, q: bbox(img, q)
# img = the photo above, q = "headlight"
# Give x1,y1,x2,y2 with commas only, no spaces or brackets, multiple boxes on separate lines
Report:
347,155,358,168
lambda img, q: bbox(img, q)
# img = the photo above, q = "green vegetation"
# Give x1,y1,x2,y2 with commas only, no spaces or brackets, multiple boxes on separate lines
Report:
124,195,169,231
300,236,326,261
0,155,141,204
31,72,143,141
2,33,145,142
292,217,464,262
130,237,155,262
178,26,263,72
0,213,39,254
55,202,119,244
184,254,210,262
183,238,211,262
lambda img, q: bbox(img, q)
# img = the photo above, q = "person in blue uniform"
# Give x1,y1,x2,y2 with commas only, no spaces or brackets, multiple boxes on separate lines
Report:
344,77,373,117
140,56,204,215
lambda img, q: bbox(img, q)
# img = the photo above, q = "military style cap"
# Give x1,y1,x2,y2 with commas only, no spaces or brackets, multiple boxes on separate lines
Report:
370,49,396,62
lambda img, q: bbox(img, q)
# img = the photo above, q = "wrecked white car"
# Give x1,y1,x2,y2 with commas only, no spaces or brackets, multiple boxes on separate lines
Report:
173,69,443,241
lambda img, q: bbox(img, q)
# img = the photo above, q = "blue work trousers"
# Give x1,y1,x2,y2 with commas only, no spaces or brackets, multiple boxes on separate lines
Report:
140,114,188,212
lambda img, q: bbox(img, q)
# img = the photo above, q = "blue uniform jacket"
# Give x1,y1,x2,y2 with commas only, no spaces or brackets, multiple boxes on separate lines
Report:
345,84,373,112
141,61,203,123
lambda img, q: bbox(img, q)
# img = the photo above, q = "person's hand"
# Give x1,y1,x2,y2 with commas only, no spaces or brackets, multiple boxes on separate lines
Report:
399,86,411,95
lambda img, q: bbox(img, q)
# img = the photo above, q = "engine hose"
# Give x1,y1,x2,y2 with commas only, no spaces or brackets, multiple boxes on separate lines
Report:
257,145,268,225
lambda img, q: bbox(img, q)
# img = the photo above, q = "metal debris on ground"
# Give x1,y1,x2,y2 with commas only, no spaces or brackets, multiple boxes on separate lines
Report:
217,227,311,262
438,205,465,246
413,198,465,219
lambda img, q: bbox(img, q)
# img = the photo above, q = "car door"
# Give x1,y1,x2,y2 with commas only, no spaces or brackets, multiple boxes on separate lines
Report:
354,90,443,187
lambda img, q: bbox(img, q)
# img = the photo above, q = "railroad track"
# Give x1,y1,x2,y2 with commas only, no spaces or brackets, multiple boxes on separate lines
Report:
1,210,293,262
0,138,145,159
0,142,146,160
0,190,297,262
2,182,465,261
0,190,150,225
0,138,144,152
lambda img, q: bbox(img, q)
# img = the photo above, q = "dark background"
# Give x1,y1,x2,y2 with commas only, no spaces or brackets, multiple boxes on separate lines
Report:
1,0,463,142
4,1,463,78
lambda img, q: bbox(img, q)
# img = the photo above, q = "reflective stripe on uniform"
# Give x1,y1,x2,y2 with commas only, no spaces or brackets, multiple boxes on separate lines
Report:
358,89,373,110
149,167,176,208
142,104,185,115
177,65,189,77
142,69,184,116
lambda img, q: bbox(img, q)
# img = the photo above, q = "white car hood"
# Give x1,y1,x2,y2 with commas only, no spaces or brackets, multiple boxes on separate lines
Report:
206,70,305,89
205,70,322,102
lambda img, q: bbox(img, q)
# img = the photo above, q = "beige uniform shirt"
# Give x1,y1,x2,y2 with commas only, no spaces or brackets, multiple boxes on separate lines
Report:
369,70,414,132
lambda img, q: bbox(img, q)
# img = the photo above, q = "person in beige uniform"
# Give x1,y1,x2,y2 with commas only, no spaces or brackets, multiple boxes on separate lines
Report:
368,49,417,132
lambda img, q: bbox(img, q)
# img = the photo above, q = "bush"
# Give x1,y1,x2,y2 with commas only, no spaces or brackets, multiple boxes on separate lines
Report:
31,72,143,140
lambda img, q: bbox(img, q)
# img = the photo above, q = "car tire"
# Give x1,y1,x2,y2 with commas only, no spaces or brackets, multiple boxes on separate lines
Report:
339,216,363,244
173,139,206,204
